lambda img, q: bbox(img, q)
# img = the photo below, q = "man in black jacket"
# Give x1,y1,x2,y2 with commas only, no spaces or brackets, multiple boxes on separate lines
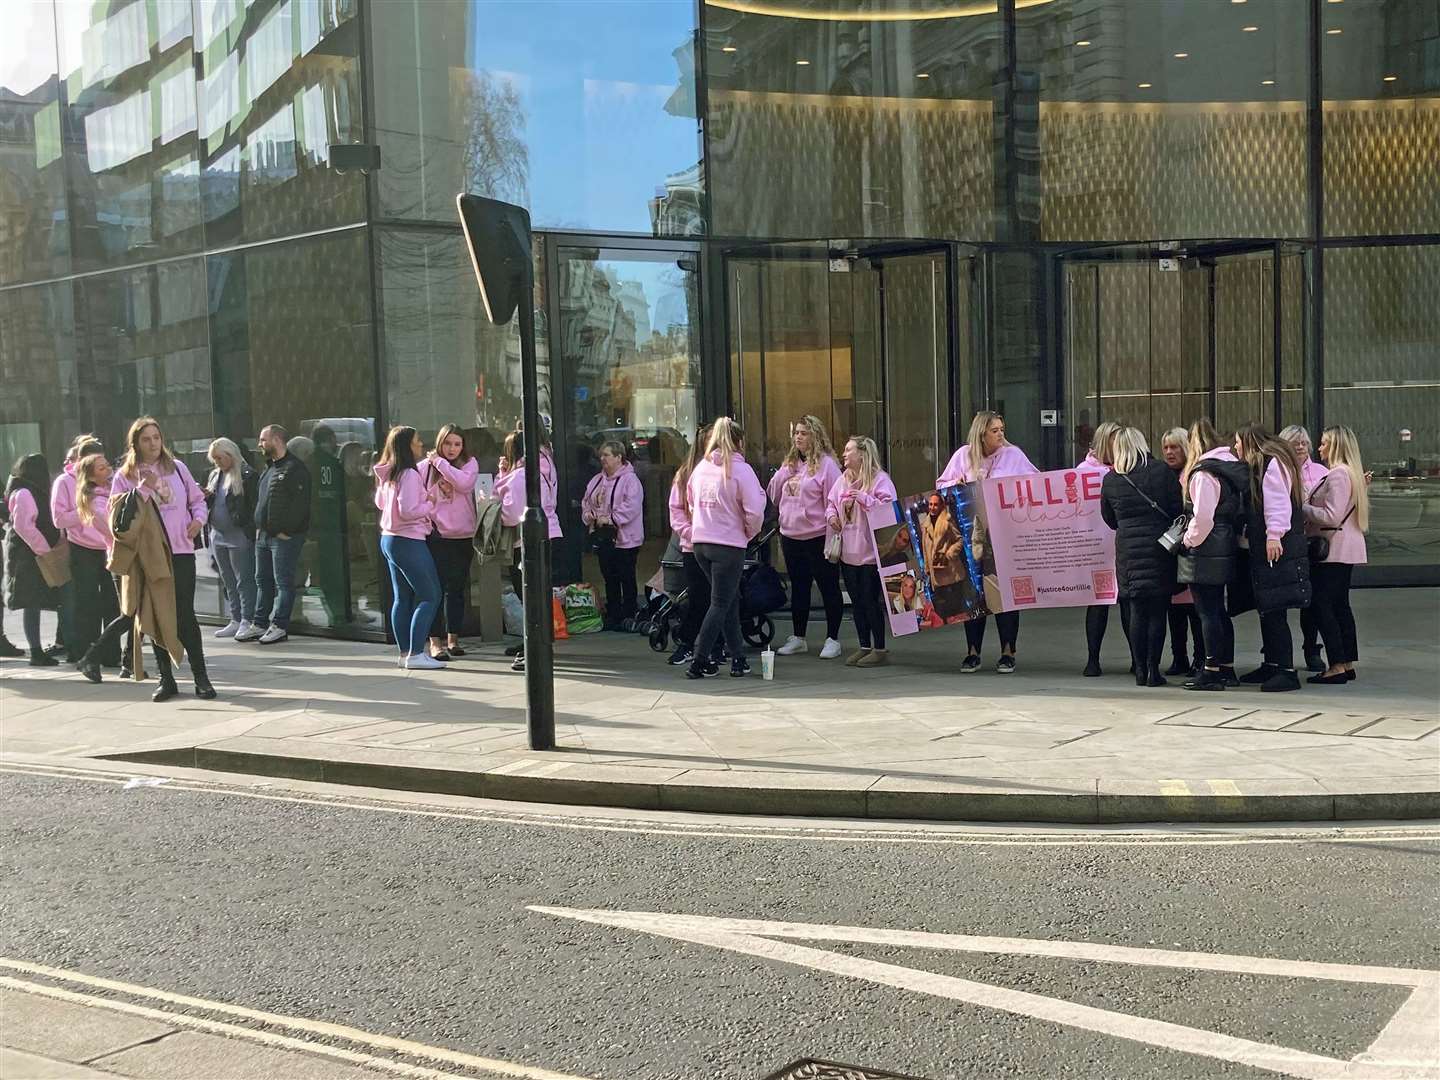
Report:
240,425,310,645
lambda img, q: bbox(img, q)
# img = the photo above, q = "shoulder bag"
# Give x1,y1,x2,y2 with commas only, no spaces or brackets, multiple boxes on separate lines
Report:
589,476,618,552
1116,469,1189,553
1304,476,1354,563
36,537,72,588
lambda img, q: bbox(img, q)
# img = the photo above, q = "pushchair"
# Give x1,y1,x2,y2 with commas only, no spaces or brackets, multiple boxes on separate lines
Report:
647,528,785,653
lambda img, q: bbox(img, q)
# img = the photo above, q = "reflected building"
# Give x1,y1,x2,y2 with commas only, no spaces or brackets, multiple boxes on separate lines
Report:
0,0,1435,645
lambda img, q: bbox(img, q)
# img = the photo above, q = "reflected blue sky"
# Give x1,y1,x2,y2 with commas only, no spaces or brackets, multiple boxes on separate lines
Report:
470,1,700,233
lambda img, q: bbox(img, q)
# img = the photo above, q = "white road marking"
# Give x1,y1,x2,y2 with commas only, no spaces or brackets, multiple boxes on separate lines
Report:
1,761,1437,848
0,962,593,1080
532,907,1440,1080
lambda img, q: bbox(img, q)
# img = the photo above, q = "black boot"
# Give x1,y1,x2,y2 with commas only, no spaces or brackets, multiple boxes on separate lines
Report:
75,647,103,684
0,636,24,658
151,646,179,703
1184,667,1227,692
1218,665,1240,687
29,647,59,667
190,651,216,700
1239,663,1277,685
1303,649,1325,673
1146,666,1168,688
1164,654,1190,677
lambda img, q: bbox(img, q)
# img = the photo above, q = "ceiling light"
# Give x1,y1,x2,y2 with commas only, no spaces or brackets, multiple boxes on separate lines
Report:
1242,25,1258,32
795,58,810,65
1173,52,1189,58
1231,0,1246,4
1262,79,1275,85
1383,74,1398,82
916,72,931,78
1137,82,1152,88
1326,27,1342,34
721,45,737,52
1075,39,1091,46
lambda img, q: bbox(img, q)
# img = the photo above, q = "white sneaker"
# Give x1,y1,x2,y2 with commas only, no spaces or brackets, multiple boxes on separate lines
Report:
257,625,289,645
213,621,241,639
233,623,263,642
405,653,445,671
776,636,808,656
819,638,843,660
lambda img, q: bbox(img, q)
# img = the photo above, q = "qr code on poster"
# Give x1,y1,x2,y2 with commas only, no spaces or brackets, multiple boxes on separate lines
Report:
1010,576,1036,605
1092,569,1117,601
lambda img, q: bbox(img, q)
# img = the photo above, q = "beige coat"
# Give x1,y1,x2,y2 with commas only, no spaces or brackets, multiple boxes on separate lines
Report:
919,508,966,587
107,492,183,675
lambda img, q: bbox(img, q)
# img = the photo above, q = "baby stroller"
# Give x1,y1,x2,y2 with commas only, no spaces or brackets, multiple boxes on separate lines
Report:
648,528,785,653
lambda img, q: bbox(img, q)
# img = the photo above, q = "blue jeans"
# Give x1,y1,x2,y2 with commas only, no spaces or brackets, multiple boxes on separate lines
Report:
380,535,441,656
254,533,304,630
215,539,258,622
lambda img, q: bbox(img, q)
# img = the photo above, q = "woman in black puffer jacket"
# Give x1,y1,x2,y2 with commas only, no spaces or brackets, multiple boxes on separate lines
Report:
1100,427,1183,687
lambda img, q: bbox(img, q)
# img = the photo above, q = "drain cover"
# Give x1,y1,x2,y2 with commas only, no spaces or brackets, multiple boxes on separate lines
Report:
762,1060,929,1080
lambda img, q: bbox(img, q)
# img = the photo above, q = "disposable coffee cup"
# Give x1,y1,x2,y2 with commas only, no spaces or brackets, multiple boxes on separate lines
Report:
761,648,775,680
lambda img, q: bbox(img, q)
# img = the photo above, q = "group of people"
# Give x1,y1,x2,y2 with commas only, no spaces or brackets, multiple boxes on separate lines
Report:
655,410,1368,691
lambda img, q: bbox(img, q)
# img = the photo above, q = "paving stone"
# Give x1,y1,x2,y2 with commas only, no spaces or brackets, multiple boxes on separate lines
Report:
1350,716,1440,741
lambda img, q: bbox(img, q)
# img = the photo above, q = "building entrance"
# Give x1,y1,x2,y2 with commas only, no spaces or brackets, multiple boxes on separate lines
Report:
722,241,979,496
1059,241,1308,461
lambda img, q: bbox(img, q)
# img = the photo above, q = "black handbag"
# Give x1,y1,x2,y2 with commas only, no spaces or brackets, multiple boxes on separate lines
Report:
1116,469,1188,552
588,475,618,552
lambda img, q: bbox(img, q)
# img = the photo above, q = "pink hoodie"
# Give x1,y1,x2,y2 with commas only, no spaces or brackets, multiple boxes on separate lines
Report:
687,452,766,549
668,477,694,553
826,469,898,566
372,461,435,540
1261,458,1295,542
582,462,644,550
52,463,111,551
494,449,563,540
767,455,842,541
937,443,1037,487
1182,446,1240,549
1075,451,1111,476
6,488,52,555
1300,457,1329,497
110,460,207,555
426,455,479,539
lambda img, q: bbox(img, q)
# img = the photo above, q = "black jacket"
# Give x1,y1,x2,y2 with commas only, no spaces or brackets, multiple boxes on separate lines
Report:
205,464,260,540
3,480,62,612
1100,457,1183,598
255,453,311,537
1244,455,1311,614
1177,457,1250,587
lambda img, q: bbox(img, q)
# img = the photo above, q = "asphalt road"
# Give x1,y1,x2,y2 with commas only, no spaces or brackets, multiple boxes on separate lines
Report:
0,765,1436,1080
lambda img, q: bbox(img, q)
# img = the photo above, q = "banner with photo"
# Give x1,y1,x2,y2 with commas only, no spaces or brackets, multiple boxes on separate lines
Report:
864,467,1115,639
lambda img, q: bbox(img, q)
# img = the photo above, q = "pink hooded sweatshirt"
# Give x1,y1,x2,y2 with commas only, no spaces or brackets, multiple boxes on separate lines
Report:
1182,445,1240,549
668,476,694,553
1261,458,1295,542
1075,451,1110,476
426,455,479,539
937,442,1038,487
52,462,111,551
767,454,842,541
582,462,644,550
6,488,52,555
110,460,207,555
687,452,766,549
826,469,898,566
494,449,563,540
372,461,435,540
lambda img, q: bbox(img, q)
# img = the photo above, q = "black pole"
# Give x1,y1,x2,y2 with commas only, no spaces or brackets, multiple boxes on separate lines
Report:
517,292,555,751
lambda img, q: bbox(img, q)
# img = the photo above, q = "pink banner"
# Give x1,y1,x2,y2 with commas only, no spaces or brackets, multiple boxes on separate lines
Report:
980,468,1117,610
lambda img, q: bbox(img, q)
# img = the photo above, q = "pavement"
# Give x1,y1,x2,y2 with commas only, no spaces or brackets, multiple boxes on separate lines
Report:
1,588,1437,823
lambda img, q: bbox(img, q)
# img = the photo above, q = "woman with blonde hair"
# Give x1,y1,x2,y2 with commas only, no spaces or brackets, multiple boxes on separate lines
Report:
767,415,844,659
1159,426,1204,675
373,425,442,671
582,438,644,631
1280,423,1329,670
665,425,717,667
937,410,1038,673
205,437,259,639
1077,420,1121,677
684,418,767,679
827,435,898,666
50,433,106,663
1303,425,1368,685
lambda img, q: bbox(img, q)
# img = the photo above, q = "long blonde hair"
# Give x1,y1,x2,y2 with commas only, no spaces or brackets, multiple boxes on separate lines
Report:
75,453,108,527
1089,420,1122,466
703,417,745,478
672,424,710,497
207,437,246,495
1109,426,1151,475
1236,422,1303,510
782,415,837,476
1320,425,1369,533
1181,417,1225,497
965,410,1005,480
842,436,883,495
119,416,175,481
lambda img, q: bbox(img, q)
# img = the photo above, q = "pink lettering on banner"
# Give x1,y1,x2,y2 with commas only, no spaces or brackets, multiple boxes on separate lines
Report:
981,467,1117,611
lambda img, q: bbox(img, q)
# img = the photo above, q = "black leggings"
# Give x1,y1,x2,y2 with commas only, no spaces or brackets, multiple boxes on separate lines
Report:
679,551,711,648
1167,603,1204,664
68,545,121,663
965,610,1019,654
597,544,639,624
1084,603,1129,665
1259,608,1295,670
1121,595,1169,675
693,543,747,663
91,554,207,682
1309,562,1358,665
1190,583,1234,666
427,536,474,638
781,534,843,640
1299,605,1319,656
840,562,887,649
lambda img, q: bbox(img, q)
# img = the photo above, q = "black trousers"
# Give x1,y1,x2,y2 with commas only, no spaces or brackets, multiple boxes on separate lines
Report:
91,554,207,683
1258,607,1295,670
69,545,121,665
781,534,843,640
1190,583,1234,666
678,551,711,649
1121,595,1169,675
965,610,1020,654
1167,602,1204,664
596,544,639,624
840,562,887,649
1299,605,1319,655
427,535,474,637
1309,562,1358,665
693,543,747,663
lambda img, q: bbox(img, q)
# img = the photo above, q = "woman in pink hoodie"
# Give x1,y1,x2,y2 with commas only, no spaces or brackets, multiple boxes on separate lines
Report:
582,440,645,630
1077,420,1120,677
936,410,1038,674
3,454,62,665
1303,425,1368,686
494,426,562,672
51,434,117,665
373,425,442,671
1281,424,1329,673
683,418,766,679
827,436,898,667
424,424,479,661
767,415,844,660
664,425,714,667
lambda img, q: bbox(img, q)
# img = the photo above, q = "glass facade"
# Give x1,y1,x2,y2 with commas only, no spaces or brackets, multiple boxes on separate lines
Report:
1,0,1435,645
